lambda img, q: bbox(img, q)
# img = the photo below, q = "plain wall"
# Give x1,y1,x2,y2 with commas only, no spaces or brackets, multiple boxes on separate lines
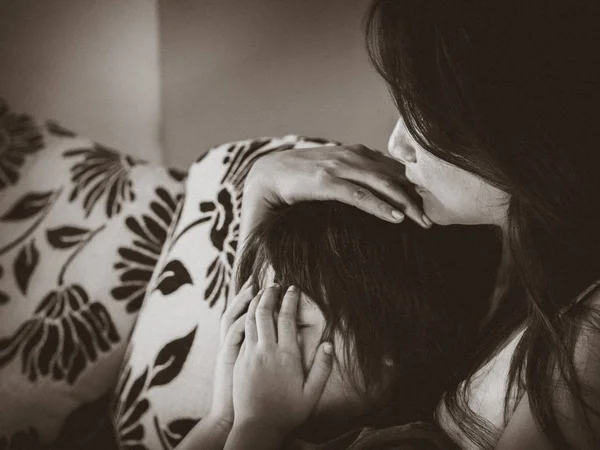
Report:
160,0,398,168
0,0,162,162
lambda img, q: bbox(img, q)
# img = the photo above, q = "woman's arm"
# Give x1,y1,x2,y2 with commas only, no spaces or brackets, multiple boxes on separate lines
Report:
223,420,287,450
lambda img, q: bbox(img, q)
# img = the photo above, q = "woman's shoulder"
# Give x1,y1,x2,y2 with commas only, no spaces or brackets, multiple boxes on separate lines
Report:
496,277,600,448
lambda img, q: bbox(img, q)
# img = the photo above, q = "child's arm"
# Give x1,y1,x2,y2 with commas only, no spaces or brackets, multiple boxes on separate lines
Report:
224,420,288,450
176,415,233,450
224,284,334,449
176,279,256,450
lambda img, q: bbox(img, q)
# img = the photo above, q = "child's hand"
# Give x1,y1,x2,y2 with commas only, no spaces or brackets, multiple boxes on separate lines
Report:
208,277,259,427
231,284,334,438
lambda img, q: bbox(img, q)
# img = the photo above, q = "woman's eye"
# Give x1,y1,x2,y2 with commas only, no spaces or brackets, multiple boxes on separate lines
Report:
297,323,310,330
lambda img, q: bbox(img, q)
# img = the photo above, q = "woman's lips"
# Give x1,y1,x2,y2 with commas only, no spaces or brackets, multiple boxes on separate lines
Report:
405,172,428,194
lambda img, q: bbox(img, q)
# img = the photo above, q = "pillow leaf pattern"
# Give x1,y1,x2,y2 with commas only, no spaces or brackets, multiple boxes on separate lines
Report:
0,265,8,305
167,168,187,183
115,328,197,449
193,139,285,308
149,327,196,389
115,366,150,450
112,188,183,313
0,191,55,221
0,284,119,383
13,240,39,295
0,189,61,295
0,99,44,191
0,97,188,448
46,120,77,138
64,144,145,218
153,416,199,450
46,225,91,250
0,191,61,255
154,260,192,296
0,222,119,384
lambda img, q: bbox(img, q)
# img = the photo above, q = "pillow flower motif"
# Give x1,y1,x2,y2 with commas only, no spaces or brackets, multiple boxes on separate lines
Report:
63,144,143,218
0,218,119,385
0,99,44,190
0,98,185,447
112,187,183,313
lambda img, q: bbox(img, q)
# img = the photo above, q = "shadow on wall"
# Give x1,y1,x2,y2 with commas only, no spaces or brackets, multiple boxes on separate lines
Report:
160,0,398,167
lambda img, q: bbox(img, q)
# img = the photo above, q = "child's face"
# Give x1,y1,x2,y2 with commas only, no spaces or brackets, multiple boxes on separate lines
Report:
260,267,372,434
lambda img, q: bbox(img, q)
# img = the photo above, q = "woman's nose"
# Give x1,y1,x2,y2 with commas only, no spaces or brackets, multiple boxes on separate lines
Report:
388,120,417,164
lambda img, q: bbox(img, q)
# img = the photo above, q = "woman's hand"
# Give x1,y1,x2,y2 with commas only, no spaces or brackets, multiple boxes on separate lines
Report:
230,284,334,441
208,277,257,427
239,144,429,245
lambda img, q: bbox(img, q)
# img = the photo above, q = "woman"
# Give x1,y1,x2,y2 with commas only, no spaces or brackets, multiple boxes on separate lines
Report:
226,2,600,449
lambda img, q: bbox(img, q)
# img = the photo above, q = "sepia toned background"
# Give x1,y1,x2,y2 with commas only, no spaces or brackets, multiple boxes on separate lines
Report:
0,0,397,167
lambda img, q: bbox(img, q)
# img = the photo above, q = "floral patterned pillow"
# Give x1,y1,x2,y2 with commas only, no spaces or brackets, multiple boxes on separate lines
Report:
113,135,337,450
0,99,185,448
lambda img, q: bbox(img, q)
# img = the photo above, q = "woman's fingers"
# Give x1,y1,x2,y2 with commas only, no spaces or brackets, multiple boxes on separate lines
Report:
256,284,280,342
278,286,299,348
325,178,407,224
317,153,428,227
351,161,428,227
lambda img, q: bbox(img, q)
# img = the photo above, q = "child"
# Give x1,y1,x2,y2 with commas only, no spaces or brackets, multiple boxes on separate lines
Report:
178,201,498,449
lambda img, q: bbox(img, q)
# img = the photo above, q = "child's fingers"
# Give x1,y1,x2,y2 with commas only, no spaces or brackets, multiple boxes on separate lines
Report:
278,286,300,348
240,276,254,292
304,342,334,402
221,285,260,341
245,295,259,347
227,275,253,306
228,280,256,317
224,312,247,349
256,284,280,342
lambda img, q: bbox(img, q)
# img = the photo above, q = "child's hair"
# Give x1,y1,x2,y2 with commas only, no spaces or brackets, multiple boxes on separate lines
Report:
236,201,499,426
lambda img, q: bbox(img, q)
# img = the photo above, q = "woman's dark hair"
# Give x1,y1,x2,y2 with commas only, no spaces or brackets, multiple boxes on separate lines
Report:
236,201,499,426
365,1,600,447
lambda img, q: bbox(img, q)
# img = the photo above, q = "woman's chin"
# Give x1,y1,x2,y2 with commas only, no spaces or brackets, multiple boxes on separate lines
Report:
422,204,457,226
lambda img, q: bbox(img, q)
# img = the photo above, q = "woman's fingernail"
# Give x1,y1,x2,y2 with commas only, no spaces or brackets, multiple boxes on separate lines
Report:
391,210,404,221
323,342,333,355
422,214,433,227
288,285,298,293
268,282,280,289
